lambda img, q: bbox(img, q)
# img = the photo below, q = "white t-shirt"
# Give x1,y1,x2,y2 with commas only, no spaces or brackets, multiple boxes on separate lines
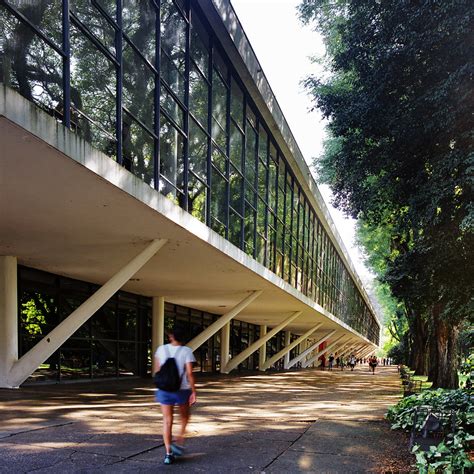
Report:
155,344,195,390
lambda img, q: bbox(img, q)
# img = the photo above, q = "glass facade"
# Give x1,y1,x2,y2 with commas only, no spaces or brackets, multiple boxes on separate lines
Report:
18,267,269,382
0,0,379,345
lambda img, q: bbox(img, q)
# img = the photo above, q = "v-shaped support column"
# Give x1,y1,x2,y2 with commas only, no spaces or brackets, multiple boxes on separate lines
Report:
187,291,263,351
286,329,337,369
303,334,348,368
261,323,323,370
7,239,167,388
221,311,302,374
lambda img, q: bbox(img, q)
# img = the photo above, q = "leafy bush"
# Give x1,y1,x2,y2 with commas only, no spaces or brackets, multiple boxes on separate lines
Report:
387,389,473,473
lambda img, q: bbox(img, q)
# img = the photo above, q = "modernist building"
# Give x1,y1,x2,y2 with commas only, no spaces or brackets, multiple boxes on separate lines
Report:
0,0,380,388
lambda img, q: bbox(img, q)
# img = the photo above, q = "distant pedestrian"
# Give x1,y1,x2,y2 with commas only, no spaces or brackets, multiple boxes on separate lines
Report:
340,356,346,371
368,355,378,375
320,354,326,370
154,327,196,465
348,354,356,371
328,353,335,371
336,357,340,368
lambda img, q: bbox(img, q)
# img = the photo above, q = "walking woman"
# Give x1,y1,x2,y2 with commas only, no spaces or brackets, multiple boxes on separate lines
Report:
154,327,196,465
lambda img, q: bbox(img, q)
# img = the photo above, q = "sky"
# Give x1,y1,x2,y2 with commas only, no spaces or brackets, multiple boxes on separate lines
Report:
230,0,376,288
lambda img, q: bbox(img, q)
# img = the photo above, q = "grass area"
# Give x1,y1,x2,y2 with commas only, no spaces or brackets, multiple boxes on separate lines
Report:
405,368,469,389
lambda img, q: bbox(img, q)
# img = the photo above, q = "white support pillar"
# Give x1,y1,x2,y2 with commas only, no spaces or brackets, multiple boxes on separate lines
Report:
286,329,337,369
262,323,323,370
152,296,165,355
258,325,267,371
0,257,18,389
222,311,302,374
283,331,291,368
8,239,167,388
220,322,231,372
303,334,348,368
188,290,263,351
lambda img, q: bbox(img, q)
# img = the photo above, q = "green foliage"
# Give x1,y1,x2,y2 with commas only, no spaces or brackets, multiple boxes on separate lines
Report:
299,0,474,387
387,389,474,472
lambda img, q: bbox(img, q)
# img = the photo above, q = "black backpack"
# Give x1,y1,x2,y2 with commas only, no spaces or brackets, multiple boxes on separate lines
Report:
154,345,183,392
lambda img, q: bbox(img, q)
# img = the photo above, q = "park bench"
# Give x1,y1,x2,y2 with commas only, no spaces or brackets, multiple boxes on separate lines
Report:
399,367,423,396
409,405,456,451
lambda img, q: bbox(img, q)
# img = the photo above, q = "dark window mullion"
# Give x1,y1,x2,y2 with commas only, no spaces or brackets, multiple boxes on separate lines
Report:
116,0,123,164
206,37,213,227
63,0,71,128
154,1,161,190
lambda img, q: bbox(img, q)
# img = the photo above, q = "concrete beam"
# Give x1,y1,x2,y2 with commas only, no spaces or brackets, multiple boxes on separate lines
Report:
187,290,263,351
261,323,323,371
7,239,167,388
222,311,302,374
286,330,337,369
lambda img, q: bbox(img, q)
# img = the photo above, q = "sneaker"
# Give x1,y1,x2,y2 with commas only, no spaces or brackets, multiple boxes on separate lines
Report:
163,453,175,465
171,443,185,457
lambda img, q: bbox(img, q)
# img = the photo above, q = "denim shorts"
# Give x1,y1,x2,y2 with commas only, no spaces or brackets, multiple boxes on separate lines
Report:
156,389,192,405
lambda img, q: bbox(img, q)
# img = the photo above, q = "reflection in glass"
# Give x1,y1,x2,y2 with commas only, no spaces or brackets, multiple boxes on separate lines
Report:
160,117,185,198
123,115,155,186
161,0,186,101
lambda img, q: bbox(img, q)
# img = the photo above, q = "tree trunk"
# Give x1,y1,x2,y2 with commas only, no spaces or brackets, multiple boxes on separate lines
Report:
412,314,428,375
429,304,459,389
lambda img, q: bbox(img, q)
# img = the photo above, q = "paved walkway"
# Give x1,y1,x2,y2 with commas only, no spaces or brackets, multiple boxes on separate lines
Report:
0,366,410,473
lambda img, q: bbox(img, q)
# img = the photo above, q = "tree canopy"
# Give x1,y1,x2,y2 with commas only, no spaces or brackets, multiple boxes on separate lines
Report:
299,0,474,387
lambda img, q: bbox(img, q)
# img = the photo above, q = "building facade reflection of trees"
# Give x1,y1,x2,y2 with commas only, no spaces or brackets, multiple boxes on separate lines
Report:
0,0,379,345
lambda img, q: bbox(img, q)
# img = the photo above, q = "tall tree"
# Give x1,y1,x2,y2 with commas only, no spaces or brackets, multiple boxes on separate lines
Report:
299,0,474,387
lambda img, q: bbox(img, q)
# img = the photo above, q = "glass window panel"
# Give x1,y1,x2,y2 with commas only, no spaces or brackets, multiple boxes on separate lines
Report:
160,117,185,193
123,0,156,64
230,78,244,127
258,158,268,199
92,340,117,377
229,165,243,214
0,12,63,119
92,302,117,339
229,208,242,248
213,49,227,81
70,25,117,158
212,69,227,150
245,126,257,185
258,127,268,161
247,105,256,129
188,119,208,180
230,123,244,171
268,157,277,212
211,146,226,175
118,342,138,376
60,343,91,380
118,305,137,340
190,12,209,78
256,233,266,265
210,166,227,235
161,0,186,101
161,88,184,129
123,116,154,186
4,0,62,46
71,1,116,54
123,43,155,130
188,173,207,223
257,197,266,235
189,65,208,127
244,203,255,255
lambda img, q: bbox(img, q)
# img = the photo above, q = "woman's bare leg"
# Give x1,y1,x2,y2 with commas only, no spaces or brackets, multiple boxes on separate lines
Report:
160,404,174,454
176,402,190,446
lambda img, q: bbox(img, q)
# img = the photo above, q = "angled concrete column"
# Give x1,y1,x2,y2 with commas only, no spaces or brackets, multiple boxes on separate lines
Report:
188,290,263,351
286,329,337,369
220,322,231,372
303,334,348,368
262,323,323,370
258,325,267,371
0,257,18,389
345,343,365,358
283,331,291,368
354,345,369,357
152,296,165,355
8,239,167,388
359,347,373,359
222,311,301,374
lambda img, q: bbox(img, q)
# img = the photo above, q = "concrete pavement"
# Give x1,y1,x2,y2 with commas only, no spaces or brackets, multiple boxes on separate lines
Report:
0,365,410,473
